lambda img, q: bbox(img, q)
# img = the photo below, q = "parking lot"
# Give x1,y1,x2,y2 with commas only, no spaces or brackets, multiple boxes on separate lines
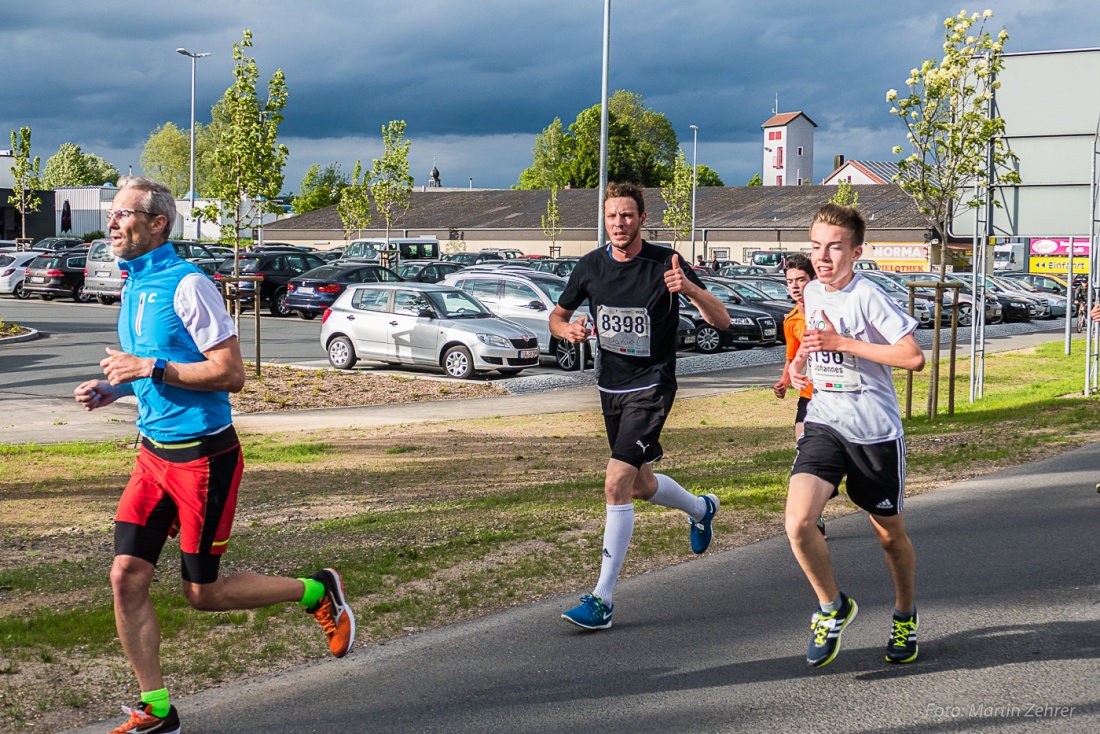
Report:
1,292,1073,402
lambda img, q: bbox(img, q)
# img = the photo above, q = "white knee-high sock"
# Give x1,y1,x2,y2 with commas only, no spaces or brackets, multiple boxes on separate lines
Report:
592,503,634,604
649,473,707,520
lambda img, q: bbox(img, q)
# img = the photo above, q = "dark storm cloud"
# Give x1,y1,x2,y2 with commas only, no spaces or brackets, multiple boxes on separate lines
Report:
2,1,1098,189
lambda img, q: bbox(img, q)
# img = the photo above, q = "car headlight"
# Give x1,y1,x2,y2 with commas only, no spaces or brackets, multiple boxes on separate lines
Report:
1009,301,1024,307
476,333,511,348
730,317,753,326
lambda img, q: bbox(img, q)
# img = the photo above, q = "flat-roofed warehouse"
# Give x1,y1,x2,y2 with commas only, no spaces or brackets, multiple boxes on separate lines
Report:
264,183,933,267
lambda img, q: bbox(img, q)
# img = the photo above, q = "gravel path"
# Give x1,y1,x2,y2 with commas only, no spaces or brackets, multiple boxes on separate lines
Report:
503,318,1069,395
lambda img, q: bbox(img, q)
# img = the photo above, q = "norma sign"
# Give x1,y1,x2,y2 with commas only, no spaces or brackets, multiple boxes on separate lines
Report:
866,243,928,272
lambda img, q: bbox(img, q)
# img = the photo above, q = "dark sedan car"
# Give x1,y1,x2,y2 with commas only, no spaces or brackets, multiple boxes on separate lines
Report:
30,237,87,253
215,251,327,316
285,263,402,319
22,250,91,302
701,277,795,342
678,295,777,353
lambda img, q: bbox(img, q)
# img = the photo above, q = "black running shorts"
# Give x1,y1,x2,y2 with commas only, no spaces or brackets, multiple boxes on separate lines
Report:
790,422,906,516
600,385,674,468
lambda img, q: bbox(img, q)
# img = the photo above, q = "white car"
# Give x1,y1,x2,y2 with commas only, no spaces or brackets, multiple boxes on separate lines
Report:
0,251,40,299
319,283,540,379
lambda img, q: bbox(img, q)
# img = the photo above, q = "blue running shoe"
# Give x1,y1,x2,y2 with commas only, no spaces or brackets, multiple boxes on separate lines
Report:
690,494,720,554
885,609,919,663
561,594,613,629
807,593,858,668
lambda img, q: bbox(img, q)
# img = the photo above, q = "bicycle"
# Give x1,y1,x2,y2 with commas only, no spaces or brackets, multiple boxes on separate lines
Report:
1074,288,1090,333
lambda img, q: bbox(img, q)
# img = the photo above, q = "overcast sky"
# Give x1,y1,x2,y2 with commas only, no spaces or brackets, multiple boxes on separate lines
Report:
3,1,1098,193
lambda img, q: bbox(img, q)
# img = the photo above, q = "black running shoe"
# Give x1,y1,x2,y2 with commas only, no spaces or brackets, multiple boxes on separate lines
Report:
885,609,919,663
108,703,180,734
806,593,858,668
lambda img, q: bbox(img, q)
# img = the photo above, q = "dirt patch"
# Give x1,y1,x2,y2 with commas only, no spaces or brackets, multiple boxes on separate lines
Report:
230,365,507,412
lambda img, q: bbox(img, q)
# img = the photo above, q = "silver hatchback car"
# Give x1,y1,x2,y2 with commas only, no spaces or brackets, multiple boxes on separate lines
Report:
319,283,540,379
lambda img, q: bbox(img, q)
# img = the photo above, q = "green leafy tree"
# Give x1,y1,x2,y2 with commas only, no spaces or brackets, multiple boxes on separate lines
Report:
829,179,859,207
198,29,289,256
660,149,694,250
609,90,678,186
695,164,724,187
568,105,637,188
746,172,763,186
337,160,372,241
516,117,571,190
41,143,119,188
293,163,349,214
140,123,191,197
888,8,1019,272
8,127,41,240
370,120,414,246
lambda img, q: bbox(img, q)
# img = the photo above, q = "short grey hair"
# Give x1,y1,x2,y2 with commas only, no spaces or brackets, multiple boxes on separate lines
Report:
116,175,176,237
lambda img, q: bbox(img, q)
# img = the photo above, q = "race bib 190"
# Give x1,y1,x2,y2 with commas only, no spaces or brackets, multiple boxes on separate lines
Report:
810,351,862,392
596,305,651,356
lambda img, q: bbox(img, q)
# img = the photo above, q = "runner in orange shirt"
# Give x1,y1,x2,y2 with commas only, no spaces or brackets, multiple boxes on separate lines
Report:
773,253,828,537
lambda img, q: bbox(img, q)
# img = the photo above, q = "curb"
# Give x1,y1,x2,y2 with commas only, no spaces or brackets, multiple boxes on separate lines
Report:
0,326,40,345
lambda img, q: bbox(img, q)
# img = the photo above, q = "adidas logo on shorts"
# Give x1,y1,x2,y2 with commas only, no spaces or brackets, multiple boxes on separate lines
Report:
876,499,894,510
602,548,612,558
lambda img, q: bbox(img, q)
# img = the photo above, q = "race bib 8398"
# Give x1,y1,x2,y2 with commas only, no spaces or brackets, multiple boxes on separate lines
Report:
596,305,651,356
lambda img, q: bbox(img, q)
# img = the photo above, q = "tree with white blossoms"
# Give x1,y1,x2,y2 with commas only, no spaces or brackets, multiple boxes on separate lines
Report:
887,8,1019,274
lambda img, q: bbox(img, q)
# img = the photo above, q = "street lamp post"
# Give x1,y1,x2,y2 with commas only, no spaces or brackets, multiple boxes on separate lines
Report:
176,48,210,238
689,125,699,262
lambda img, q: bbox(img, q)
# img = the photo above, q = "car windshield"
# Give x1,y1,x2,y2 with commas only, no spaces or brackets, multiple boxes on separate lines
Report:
752,252,784,267
448,253,477,265
398,264,425,277
217,258,260,274
427,289,493,318
1000,277,1038,293
743,279,788,299
0,255,14,267
727,281,770,301
529,278,565,303
299,265,343,280
30,256,59,268
864,274,908,294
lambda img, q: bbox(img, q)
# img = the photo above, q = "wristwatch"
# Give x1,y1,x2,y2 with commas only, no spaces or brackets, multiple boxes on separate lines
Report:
151,358,167,384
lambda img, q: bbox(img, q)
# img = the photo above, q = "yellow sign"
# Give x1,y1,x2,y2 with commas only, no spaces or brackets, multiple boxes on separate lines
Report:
1030,256,1089,274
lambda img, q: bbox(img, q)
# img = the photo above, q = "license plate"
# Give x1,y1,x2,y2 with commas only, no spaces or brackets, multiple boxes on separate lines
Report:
298,286,314,294
764,328,776,336
28,276,43,282
95,271,110,277
683,336,696,344
519,349,538,359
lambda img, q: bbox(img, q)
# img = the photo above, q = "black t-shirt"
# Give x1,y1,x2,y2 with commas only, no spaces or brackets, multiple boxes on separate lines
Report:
559,241,703,391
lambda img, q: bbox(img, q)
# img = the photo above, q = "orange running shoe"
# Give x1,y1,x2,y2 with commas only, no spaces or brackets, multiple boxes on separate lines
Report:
306,567,356,657
108,703,180,733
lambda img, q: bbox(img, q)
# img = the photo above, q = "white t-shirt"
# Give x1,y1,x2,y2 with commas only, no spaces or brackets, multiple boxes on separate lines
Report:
802,274,918,444
174,273,237,352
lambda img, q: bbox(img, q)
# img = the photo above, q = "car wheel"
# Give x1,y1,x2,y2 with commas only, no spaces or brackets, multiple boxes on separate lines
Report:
554,339,583,371
327,336,357,369
442,345,475,379
95,295,117,306
957,304,973,327
73,284,92,303
694,325,723,354
270,288,291,317
13,282,29,300
298,311,317,320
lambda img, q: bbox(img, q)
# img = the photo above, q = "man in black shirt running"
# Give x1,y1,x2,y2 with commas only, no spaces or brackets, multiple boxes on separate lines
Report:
551,181,730,629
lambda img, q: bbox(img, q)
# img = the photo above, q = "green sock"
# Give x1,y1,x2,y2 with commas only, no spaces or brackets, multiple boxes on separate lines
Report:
141,688,170,718
298,578,325,608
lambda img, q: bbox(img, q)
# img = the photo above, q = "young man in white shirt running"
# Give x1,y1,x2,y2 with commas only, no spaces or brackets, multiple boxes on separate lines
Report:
786,204,926,668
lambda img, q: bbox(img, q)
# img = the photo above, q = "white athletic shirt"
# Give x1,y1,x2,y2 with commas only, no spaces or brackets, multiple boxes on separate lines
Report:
802,274,918,444
174,273,237,352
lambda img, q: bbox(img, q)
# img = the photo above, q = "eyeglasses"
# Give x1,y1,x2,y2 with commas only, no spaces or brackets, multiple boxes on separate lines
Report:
106,208,153,222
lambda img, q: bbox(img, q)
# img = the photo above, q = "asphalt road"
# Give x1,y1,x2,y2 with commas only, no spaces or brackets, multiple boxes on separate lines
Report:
0,297,589,396
71,440,1100,734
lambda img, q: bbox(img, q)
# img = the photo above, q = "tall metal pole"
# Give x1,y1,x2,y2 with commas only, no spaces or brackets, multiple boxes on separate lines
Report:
1085,115,1100,394
177,48,209,238
689,125,698,262
596,0,611,248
